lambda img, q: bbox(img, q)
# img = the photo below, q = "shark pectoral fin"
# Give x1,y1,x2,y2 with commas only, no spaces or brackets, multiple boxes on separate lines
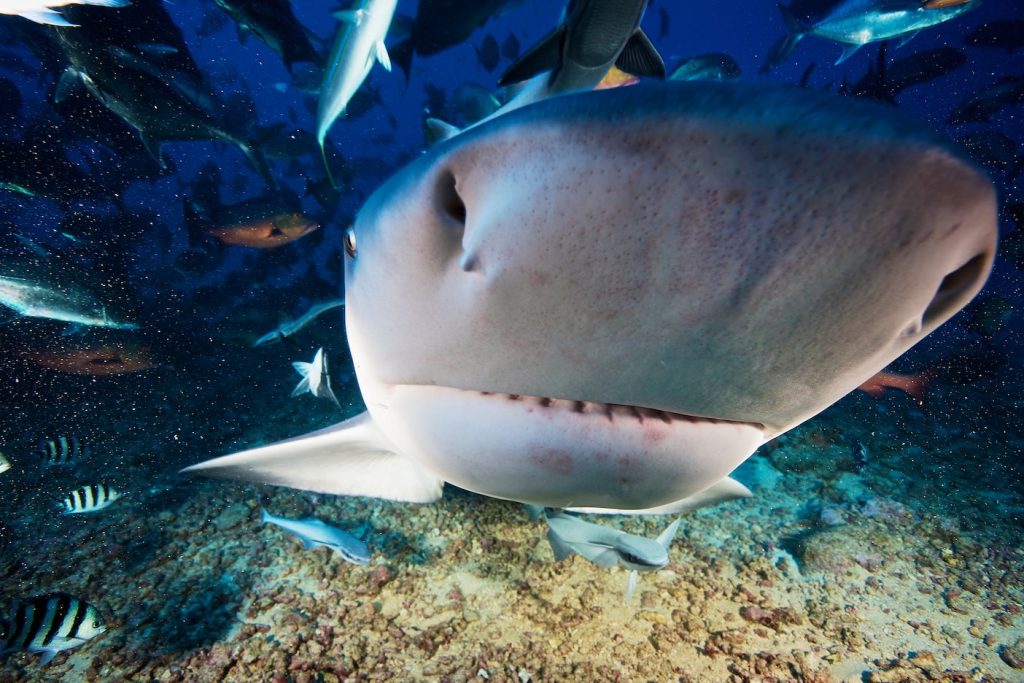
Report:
180,411,444,503
834,43,863,65
497,26,566,87
546,527,575,562
375,41,391,71
615,29,666,79
566,476,753,516
55,68,81,103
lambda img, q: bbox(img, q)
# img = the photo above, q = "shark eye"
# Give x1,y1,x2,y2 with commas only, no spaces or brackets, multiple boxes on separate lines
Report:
344,227,357,258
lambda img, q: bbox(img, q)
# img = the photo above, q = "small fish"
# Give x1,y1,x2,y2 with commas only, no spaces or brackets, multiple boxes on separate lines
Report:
292,348,342,410
260,508,371,564
20,345,159,376
965,20,1024,54
544,511,680,599
857,369,936,402
0,275,138,331
317,0,398,186
474,34,500,71
0,0,129,27
253,300,345,347
762,0,978,71
948,76,1024,125
850,441,869,470
0,182,36,198
595,65,639,90
39,437,87,467
0,593,106,665
669,53,741,82
0,452,11,474
60,484,123,514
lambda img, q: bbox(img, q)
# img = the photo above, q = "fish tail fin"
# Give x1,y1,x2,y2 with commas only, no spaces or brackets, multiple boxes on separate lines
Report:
760,4,805,73
260,507,271,524
238,138,277,190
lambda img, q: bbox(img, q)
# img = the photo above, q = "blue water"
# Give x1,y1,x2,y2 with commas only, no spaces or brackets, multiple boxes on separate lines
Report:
0,0,1022,680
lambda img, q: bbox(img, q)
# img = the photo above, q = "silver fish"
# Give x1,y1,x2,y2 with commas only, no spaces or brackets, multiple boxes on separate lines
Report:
0,0,129,27
291,347,342,410
260,508,371,565
253,299,345,347
0,275,137,331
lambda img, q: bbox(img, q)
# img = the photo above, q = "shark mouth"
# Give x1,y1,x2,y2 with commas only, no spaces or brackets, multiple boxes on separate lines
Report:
376,384,767,510
474,390,763,429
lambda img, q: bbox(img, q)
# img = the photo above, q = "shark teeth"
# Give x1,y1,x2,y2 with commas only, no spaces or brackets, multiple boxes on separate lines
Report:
476,391,759,428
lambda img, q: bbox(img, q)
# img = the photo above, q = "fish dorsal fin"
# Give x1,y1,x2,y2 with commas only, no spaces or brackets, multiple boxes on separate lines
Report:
180,411,444,503
615,29,665,79
498,26,566,87
655,519,681,550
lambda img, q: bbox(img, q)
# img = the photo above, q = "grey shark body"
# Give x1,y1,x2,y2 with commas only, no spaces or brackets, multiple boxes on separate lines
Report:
185,81,996,515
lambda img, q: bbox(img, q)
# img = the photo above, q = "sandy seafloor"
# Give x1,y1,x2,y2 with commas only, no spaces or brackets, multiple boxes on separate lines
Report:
0,335,1022,683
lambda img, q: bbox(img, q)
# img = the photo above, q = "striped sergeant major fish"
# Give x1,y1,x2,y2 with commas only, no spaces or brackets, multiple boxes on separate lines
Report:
0,593,106,665
38,437,86,467
60,484,122,514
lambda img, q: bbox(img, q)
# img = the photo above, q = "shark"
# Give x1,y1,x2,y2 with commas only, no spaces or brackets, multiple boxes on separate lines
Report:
184,80,996,515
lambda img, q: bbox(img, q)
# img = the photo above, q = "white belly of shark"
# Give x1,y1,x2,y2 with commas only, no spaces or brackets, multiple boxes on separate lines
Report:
183,80,996,516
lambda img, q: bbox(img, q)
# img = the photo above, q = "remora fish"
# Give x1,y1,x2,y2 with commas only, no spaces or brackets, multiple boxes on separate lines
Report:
184,81,996,515
253,299,345,347
0,275,138,330
0,0,128,27
260,508,371,564
0,593,105,665
60,484,123,514
761,0,978,71
544,511,681,598
212,0,320,73
292,347,342,410
316,0,398,185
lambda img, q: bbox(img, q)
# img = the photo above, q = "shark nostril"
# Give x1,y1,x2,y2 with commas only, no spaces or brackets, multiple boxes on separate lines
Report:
922,253,990,328
437,169,466,227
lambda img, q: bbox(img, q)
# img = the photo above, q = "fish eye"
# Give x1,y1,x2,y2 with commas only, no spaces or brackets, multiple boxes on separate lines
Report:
344,227,357,258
